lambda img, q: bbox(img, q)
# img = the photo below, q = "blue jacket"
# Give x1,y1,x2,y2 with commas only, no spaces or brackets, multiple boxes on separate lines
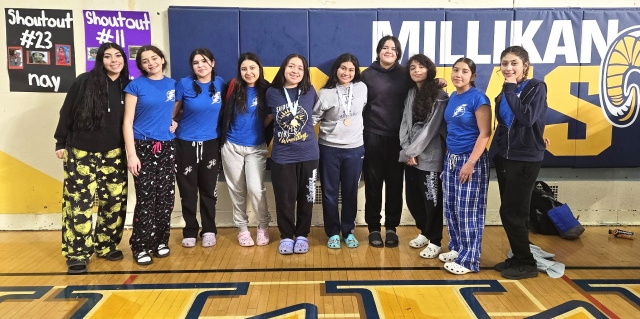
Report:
493,77,548,162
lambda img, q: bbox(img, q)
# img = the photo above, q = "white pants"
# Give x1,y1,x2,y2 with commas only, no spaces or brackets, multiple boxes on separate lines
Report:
221,141,271,231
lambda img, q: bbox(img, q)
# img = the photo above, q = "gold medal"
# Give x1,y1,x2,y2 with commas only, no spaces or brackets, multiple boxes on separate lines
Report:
291,118,299,126
343,118,351,126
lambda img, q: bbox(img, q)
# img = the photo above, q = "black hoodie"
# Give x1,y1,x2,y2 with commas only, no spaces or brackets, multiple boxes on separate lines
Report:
361,61,412,136
493,77,548,162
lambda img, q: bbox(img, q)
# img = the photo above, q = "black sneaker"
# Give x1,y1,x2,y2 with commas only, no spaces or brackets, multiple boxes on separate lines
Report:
493,258,514,272
500,262,538,280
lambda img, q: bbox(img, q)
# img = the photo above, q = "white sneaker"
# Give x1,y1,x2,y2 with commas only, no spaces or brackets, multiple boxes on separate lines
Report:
420,243,442,259
409,234,429,248
438,250,459,263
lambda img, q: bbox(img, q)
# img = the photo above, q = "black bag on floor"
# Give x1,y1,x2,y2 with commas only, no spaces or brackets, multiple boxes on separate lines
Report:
529,181,560,235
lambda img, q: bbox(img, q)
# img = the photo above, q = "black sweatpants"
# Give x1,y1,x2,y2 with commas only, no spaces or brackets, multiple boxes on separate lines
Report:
363,131,404,232
405,165,443,247
493,155,541,266
271,160,318,239
175,138,220,238
130,140,176,256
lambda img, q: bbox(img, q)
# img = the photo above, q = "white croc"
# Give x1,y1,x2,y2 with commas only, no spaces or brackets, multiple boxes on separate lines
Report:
438,250,459,263
444,262,471,275
420,243,442,259
409,234,429,248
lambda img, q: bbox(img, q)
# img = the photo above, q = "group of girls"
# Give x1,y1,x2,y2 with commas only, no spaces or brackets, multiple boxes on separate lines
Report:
368,36,548,279
54,37,547,280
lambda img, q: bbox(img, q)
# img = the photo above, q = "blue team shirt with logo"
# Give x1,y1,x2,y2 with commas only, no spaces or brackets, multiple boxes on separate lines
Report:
124,76,176,141
266,86,319,164
444,86,490,154
175,75,224,141
227,86,265,146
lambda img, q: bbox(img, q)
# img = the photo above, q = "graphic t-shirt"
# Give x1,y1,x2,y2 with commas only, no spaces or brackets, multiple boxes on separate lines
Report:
444,86,490,154
175,75,224,141
227,86,265,146
124,76,176,141
266,86,319,164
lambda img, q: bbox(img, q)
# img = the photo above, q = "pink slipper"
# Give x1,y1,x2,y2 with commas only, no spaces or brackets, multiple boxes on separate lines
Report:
182,238,196,248
238,231,255,247
202,232,216,248
256,228,270,246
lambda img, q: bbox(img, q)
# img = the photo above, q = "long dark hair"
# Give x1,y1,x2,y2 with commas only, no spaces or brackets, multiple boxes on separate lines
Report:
189,48,216,97
234,52,270,114
501,45,530,80
453,57,477,87
270,54,311,94
407,54,439,123
135,45,167,77
322,53,361,89
75,42,130,131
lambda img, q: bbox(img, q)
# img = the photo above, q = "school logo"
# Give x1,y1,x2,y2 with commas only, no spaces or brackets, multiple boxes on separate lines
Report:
251,96,258,107
453,104,467,117
211,91,221,104
599,26,640,128
166,89,175,102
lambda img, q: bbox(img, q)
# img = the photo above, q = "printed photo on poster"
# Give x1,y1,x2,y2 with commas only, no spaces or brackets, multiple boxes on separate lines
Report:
128,45,141,60
55,44,71,66
5,8,76,92
8,46,23,69
87,47,98,61
27,51,50,65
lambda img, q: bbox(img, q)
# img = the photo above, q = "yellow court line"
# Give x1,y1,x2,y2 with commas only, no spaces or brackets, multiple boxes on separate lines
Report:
317,314,361,318
511,281,546,311
486,312,540,316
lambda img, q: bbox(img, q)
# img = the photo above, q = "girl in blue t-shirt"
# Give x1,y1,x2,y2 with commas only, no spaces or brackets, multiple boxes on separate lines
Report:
265,54,319,255
440,57,492,275
172,48,224,249
123,45,177,266
219,52,273,247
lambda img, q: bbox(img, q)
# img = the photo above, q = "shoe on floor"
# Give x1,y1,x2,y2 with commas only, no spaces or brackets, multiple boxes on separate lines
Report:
409,234,429,248
154,244,170,258
97,250,123,261
294,236,309,254
237,231,254,247
494,258,514,272
368,231,384,248
444,262,472,275
66,259,87,274
182,237,196,248
500,262,538,280
256,228,270,246
344,234,359,248
327,235,341,249
385,230,399,248
279,238,294,255
419,243,442,259
135,252,153,265
438,250,459,263
202,232,217,247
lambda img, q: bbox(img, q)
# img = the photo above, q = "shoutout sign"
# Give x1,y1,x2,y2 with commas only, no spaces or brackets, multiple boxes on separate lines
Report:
5,8,76,92
167,7,640,168
83,10,152,79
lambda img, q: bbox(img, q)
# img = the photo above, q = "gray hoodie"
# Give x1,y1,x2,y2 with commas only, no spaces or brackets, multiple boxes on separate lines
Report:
313,81,367,148
399,87,448,172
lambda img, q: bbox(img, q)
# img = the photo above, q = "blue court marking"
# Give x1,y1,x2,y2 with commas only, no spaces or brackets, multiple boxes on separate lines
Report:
53,282,249,319
246,303,318,318
574,279,640,308
525,300,608,318
0,286,52,303
325,279,506,319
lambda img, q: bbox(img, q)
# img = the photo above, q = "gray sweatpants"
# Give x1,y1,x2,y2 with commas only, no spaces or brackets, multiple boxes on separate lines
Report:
221,141,271,232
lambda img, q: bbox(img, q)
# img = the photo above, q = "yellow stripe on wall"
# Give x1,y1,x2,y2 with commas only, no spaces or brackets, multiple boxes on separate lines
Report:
0,150,62,213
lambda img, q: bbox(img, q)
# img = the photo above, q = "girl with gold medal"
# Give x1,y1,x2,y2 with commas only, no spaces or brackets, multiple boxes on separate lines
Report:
312,53,367,249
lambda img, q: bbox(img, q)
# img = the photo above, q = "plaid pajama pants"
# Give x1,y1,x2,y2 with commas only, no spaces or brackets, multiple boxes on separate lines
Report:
443,151,489,272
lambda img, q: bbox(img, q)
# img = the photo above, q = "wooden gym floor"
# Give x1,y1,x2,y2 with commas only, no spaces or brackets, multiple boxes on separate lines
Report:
0,226,638,318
